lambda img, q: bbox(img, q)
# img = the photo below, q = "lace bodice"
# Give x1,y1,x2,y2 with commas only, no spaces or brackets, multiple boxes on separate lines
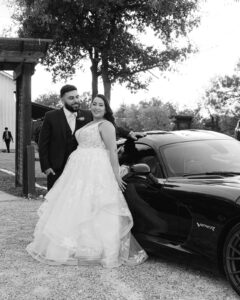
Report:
75,121,106,150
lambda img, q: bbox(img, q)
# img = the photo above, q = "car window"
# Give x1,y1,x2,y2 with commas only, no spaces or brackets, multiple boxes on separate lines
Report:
161,139,240,177
118,140,163,177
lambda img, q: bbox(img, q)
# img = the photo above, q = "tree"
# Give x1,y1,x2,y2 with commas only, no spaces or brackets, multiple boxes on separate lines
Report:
137,98,175,130
34,92,61,108
124,104,144,131
114,103,129,129
79,91,91,109
114,97,177,131
34,91,91,109
202,73,240,134
203,74,240,117
12,0,199,101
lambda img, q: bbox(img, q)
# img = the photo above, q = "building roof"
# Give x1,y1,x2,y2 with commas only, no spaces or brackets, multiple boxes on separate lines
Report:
32,102,55,120
0,71,13,80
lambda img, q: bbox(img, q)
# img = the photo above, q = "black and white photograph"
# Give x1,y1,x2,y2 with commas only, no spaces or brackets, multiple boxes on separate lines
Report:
1,0,240,299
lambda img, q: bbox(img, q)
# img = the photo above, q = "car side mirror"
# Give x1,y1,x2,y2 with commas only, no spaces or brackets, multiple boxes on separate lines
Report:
130,163,151,175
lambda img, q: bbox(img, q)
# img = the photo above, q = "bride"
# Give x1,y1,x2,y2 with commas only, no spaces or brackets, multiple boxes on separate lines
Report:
27,94,148,268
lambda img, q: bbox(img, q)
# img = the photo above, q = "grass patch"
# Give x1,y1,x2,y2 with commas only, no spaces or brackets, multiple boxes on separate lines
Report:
0,171,47,199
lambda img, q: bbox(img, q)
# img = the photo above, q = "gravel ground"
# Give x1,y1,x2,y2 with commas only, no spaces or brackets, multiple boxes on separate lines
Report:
0,195,239,300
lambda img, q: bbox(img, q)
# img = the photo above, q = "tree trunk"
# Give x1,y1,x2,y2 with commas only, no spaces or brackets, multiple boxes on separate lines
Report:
103,77,111,102
101,53,112,102
89,48,99,99
90,61,98,99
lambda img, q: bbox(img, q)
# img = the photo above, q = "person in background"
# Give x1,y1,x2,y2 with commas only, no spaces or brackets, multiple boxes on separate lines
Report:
2,127,13,153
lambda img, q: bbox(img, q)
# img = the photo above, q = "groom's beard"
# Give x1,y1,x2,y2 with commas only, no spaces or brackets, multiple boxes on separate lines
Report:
64,103,79,113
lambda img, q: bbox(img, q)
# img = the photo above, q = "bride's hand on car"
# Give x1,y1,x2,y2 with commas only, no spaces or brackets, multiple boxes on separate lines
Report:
116,176,127,192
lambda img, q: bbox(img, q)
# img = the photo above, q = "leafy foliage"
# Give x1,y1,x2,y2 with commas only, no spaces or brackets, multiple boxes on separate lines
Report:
115,98,177,131
202,72,240,135
34,92,61,108
115,98,206,131
203,74,240,117
34,91,91,109
12,0,200,99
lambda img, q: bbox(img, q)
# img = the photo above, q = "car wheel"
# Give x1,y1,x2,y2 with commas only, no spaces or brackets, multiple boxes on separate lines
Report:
223,223,240,295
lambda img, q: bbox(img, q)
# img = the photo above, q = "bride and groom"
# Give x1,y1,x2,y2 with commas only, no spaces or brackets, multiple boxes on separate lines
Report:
26,84,148,267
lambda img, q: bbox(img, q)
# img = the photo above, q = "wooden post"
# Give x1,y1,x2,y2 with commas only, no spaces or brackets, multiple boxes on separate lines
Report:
0,38,52,197
27,144,36,195
15,63,35,195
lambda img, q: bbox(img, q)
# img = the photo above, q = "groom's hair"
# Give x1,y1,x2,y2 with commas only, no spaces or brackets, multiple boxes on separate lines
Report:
60,84,77,98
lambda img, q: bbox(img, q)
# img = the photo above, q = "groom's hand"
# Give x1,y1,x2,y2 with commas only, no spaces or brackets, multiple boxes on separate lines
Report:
45,168,56,176
128,131,147,141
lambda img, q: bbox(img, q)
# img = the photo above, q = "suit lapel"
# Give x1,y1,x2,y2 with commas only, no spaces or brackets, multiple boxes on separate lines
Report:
75,110,83,130
76,109,91,129
59,108,69,140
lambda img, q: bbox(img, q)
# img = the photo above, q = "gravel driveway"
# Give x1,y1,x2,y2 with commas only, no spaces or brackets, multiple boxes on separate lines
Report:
0,195,239,300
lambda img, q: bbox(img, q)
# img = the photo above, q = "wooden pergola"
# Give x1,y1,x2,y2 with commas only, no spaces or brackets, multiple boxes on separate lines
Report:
0,37,52,196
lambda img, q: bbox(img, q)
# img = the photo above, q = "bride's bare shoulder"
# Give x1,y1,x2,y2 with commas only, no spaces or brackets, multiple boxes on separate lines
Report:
99,120,115,134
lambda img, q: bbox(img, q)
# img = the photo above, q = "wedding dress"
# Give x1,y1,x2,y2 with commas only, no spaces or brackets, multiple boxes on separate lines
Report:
26,121,148,267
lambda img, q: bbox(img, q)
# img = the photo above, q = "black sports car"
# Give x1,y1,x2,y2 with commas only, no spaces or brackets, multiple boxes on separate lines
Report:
118,130,240,295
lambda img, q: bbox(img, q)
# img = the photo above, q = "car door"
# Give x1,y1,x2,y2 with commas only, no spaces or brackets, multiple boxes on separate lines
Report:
119,140,181,243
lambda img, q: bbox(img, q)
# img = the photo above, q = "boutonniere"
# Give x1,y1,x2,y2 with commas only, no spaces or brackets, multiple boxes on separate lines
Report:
77,117,85,121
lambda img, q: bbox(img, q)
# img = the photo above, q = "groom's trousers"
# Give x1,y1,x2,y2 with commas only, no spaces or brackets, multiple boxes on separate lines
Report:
47,170,63,190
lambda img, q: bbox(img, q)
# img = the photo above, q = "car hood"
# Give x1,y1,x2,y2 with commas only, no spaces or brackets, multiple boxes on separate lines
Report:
166,176,240,203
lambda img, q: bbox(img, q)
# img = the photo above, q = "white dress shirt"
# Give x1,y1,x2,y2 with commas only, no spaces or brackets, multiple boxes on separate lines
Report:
63,107,77,134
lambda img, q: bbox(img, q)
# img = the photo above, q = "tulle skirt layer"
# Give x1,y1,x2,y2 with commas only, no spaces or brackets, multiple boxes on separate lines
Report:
26,147,147,267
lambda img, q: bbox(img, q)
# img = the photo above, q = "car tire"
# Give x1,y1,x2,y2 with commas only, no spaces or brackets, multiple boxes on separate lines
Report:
223,223,240,295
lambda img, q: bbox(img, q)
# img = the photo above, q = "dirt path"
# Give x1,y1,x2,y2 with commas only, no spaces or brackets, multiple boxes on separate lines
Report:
0,195,239,300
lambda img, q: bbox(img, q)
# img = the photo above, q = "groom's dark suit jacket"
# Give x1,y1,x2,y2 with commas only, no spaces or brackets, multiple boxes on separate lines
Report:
38,108,130,177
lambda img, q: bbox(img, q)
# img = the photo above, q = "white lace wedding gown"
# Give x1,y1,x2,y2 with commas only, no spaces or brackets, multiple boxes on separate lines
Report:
27,121,148,267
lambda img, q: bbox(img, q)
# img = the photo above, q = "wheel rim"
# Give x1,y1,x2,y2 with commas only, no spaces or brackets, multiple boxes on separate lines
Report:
226,231,240,289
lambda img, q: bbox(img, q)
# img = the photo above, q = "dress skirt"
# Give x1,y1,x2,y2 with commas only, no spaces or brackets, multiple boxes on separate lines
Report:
26,146,147,267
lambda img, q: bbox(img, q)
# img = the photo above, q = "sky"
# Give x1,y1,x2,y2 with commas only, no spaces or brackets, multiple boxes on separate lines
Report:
1,0,240,111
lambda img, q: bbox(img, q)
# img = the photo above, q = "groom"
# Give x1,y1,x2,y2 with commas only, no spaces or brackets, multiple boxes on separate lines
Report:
39,84,145,190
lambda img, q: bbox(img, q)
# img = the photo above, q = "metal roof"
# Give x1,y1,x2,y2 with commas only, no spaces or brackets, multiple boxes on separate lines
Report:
32,102,55,120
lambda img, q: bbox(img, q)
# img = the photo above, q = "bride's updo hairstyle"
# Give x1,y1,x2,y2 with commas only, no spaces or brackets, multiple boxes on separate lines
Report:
93,94,116,126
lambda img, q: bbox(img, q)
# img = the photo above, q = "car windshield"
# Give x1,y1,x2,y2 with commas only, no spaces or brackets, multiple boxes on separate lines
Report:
161,139,240,177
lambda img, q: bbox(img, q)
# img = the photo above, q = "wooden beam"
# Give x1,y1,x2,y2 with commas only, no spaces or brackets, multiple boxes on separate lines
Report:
0,37,52,43
0,38,52,54
0,50,45,62
13,63,23,80
0,62,19,70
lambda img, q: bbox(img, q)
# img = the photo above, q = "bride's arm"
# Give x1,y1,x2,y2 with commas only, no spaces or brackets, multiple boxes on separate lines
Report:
99,121,127,192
